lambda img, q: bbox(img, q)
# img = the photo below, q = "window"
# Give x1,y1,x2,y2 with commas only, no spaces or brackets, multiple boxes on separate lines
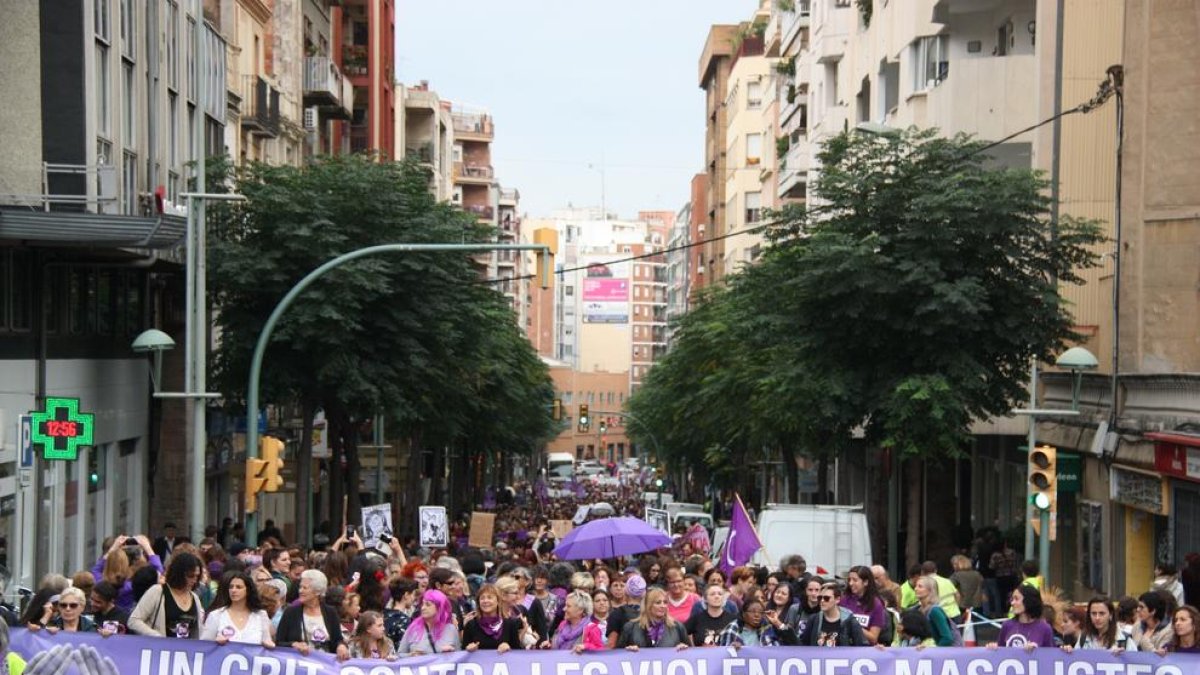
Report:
95,44,111,137
187,16,196,101
745,191,762,224
95,0,110,41
122,152,137,215
746,133,762,165
747,80,763,109
119,0,134,60
565,286,574,296
911,35,949,92
123,62,135,145
167,1,178,90
1080,501,1103,591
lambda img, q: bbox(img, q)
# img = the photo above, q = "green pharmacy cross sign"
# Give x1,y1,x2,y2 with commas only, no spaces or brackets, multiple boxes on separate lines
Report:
30,397,94,461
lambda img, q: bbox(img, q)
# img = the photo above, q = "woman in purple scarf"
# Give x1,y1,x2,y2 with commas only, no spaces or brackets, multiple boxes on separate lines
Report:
463,585,524,653
551,591,605,653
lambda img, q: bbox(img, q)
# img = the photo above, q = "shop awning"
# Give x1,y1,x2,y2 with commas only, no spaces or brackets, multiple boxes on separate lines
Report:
1146,431,1200,448
0,209,186,249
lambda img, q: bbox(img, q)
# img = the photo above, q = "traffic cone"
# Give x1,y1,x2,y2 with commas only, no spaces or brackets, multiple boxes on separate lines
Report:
962,609,977,647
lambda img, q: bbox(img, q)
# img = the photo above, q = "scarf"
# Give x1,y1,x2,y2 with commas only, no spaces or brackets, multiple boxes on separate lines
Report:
552,617,588,650
479,614,503,639
647,619,666,646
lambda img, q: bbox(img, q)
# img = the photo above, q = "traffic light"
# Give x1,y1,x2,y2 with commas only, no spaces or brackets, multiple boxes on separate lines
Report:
578,404,590,432
261,436,285,493
534,228,557,290
1029,444,1056,535
551,398,563,421
598,419,608,434
245,458,268,513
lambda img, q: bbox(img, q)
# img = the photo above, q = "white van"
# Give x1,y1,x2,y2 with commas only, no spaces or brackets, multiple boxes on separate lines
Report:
751,504,872,577
546,452,575,482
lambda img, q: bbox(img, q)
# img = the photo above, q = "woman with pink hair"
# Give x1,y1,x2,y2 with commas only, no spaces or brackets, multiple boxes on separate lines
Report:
395,590,461,655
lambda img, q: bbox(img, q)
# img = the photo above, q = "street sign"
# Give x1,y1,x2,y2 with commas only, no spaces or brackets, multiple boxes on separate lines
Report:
29,397,94,461
1057,452,1082,493
19,415,33,468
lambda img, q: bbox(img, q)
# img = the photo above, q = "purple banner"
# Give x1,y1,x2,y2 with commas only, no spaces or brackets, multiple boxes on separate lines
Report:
9,629,1200,675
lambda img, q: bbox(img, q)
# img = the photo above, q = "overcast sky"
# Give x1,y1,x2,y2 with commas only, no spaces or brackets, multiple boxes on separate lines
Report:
395,1,755,220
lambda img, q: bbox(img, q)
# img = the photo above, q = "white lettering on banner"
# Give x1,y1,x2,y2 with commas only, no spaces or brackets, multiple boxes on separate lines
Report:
138,650,323,675
585,663,608,675
724,658,747,675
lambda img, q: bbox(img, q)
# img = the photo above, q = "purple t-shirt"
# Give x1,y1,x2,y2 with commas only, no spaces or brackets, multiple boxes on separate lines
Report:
998,619,1056,648
839,594,885,631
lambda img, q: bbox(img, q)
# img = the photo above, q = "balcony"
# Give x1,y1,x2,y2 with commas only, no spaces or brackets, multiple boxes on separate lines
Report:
342,44,368,77
778,141,811,201
452,111,494,141
465,204,495,220
781,1,811,54
350,125,369,153
406,143,434,164
303,56,352,119
812,1,850,64
498,187,519,205
241,75,280,137
921,55,1036,142
811,104,848,141
453,162,494,184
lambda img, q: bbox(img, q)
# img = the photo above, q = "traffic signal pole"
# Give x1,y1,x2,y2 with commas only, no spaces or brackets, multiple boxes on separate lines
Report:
243,242,553,547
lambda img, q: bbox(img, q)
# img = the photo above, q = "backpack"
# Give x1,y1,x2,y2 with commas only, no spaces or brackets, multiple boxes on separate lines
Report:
879,608,898,646
930,606,964,647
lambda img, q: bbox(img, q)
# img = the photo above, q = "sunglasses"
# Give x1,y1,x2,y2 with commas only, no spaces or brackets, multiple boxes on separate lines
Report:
819,595,835,602
58,602,81,609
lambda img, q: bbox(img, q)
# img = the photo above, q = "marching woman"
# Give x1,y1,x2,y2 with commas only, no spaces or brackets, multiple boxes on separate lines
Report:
200,570,274,647
496,576,541,649
591,589,613,638
45,588,95,634
276,570,349,661
1164,605,1200,654
1073,596,1137,653
396,589,461,655
840,566,887,645
383,578,419,648
794,583,868,647
616,588,690,650
348,611,397,661
463,585,524,653
915,576,957,647
717,598,783,647
550,591,605,653
128,552,205,639
987,585,1055,650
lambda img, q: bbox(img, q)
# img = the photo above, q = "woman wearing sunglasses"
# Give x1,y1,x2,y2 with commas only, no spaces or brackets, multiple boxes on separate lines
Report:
46,588,96,634
792,583,867,647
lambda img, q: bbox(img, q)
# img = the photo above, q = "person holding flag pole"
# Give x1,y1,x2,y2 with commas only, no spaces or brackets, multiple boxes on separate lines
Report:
718,494,765,575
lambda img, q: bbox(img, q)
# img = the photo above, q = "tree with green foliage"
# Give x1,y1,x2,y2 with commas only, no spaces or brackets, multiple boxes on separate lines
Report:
207,154,555,535
629,128,1103,550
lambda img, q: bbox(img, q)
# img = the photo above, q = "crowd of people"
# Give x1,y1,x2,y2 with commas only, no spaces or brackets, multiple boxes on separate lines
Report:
1,481,1199,667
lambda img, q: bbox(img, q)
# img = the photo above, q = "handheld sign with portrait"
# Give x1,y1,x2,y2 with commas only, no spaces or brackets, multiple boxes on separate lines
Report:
418,506,449,548
645,507,670,536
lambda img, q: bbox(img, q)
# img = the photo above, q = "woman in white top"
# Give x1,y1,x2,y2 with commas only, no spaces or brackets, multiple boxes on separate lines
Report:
201,570,275,647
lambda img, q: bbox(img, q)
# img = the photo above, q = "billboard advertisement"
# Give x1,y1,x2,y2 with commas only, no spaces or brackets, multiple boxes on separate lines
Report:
582,259,628,323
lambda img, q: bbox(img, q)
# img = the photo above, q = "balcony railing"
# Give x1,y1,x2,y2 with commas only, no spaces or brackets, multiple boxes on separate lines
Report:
350,126,370,153
454,162,494,181
406,143,434,163
465,204,495,220
303,56,350,117
451,112,494,139
342,45,368,77
241,75,280,137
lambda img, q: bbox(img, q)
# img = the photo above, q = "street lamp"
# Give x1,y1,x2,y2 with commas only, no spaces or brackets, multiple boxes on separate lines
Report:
1055,346,1099,410
132,329,176,393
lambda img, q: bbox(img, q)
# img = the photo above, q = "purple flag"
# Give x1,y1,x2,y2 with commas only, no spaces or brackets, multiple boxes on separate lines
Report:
718,493,762,574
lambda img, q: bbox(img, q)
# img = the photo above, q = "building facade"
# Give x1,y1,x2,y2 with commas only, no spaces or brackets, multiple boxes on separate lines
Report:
0,0,228,584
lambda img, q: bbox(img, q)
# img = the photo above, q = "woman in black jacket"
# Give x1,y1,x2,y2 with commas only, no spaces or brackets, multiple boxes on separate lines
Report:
463,585,525,653
276,570,349,661
793,583,868,647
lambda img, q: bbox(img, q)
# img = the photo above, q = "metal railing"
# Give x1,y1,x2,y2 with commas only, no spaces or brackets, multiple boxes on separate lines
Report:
241,75,279,136
303,56,346,105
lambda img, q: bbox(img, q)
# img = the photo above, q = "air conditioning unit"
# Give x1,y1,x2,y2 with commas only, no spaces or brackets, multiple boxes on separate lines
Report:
303,107,317,130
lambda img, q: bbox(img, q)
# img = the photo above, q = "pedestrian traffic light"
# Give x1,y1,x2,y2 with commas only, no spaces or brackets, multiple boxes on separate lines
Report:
261,436,285,493
578,404,590,432
1029,444,1056,535
551,398,563,421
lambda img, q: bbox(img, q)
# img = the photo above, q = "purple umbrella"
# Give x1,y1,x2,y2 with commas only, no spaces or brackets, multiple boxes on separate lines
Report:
552,516,671,560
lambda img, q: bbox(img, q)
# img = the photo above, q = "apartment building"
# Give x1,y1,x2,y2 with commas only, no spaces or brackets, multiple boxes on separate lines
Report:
299,0,354,158
722,14,772,277
697,25,738,288
0,0,229,585
396,81,453,201
497,186,525,322
771,0,812,204
341,0,395,158
665,200,692,345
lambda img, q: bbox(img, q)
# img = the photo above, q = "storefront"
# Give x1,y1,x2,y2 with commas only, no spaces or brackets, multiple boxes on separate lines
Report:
1109,463,1170,594
1148,432,1200,565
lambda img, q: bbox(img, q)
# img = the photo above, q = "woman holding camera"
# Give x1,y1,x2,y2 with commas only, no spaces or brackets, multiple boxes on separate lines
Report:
91,534,162,612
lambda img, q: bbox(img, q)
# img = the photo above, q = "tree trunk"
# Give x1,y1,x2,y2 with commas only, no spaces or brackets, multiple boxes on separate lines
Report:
816,455,830,505
905,458,923,570
343,414,362,525
296,398,316,548
780,443,799,503
327,402,344,531
402,430,423,538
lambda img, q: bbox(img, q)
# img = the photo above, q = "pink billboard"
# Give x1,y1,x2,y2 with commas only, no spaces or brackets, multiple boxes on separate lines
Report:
582,278,628,302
